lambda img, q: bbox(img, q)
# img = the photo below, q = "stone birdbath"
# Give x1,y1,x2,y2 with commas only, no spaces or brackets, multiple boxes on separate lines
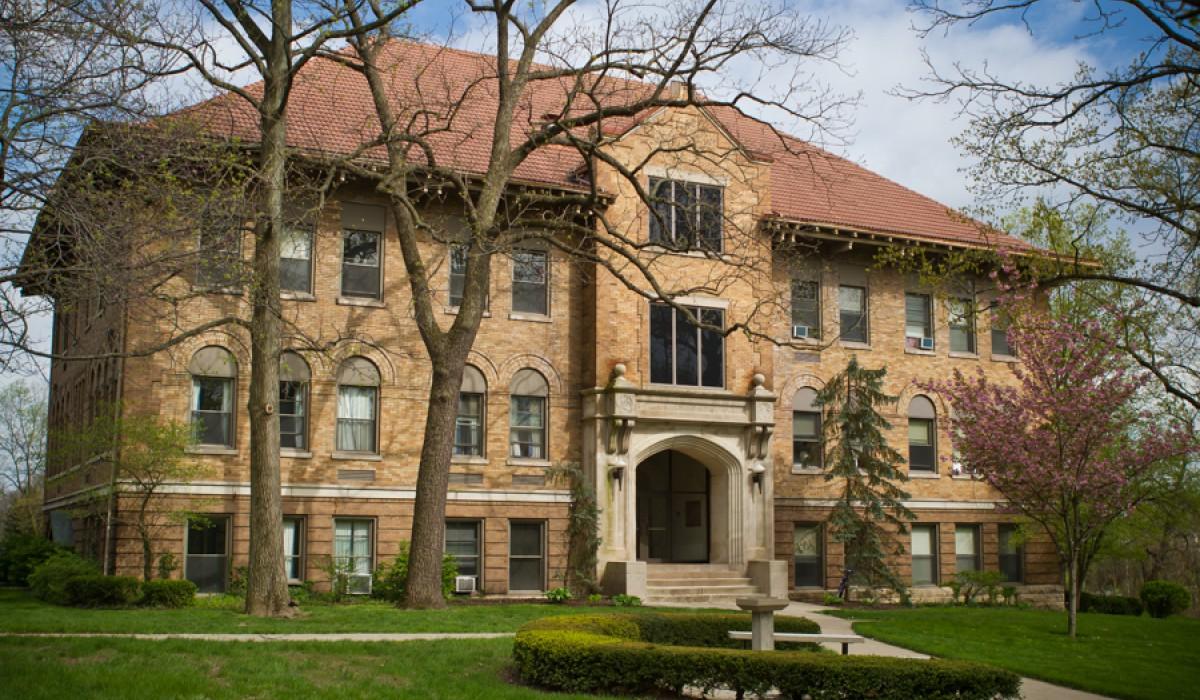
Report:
735,596,790,651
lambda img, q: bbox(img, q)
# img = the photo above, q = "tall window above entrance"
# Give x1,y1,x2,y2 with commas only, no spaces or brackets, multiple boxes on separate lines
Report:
648,177,723,251
649,303,724,388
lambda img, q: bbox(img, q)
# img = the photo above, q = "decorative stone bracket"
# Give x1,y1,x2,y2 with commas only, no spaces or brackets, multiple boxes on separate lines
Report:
605,364,637,479
745,372,776,477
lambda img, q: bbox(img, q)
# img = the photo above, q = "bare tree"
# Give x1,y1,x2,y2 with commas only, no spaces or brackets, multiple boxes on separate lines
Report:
906,0,1200,410
336,0,852,607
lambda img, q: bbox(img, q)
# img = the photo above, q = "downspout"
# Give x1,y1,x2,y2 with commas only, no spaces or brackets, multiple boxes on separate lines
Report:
101,301,127,575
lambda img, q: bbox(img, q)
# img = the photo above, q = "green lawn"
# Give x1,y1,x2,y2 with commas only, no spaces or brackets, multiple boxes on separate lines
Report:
0,636,605,699
827,606,1200,700
0,588,714,634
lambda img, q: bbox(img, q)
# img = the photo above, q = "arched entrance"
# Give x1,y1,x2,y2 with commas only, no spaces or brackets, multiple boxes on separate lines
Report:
636,450,710,563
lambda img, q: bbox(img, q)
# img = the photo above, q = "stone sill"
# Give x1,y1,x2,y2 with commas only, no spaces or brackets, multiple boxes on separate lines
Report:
451,455,489,466
443,306,491,317
790,467,824,475
281,449,313,459
337,296,385,308
908,471,940,479
948,351,979,360
187,446,238,456
991,354,1019,363
509,312,552,323
331,451,383,462
280,291,316,302
904,347,936,357
839,341,872,351
506,457,551,468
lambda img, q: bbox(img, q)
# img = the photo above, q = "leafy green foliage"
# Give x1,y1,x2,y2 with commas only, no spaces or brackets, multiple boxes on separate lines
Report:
63,575,140,608
0,534,62,585
1140,580,1191,619
587,593,603,605
27,551,99,605
630,611,818,650
817,357,913,593
548,462,600,596
139,580,197,608
371,542,457,603
1079,592,1143,617
156,553,178,580
612,594,641,607
957,570,1004,605
543,587,571,604
513,613,1020,699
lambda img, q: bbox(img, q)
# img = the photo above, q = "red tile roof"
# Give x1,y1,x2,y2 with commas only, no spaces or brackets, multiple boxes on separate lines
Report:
183,40,1025,251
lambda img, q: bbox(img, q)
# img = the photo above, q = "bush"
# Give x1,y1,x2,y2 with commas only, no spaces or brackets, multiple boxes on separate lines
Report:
371,541,458,602
0,534,63,585
956,570,1004,605
613,593,641,607
1079,591,1143,616
587,593,603,605
1140,580,1191,619
27,551,99,605
631,611,820,651
63,575,141,607
545,587,572,604
140,579,197,608
513,613,1021,699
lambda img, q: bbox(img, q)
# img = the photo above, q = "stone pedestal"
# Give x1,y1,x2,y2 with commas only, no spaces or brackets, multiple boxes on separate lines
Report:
735,596,790,651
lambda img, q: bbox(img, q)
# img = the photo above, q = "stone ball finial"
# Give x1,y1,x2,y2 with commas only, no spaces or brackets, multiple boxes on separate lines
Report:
751,372,766,388
613,363,627,378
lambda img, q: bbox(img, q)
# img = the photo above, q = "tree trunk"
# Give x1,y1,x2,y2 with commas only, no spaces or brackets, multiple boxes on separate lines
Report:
140,528,152,581
243,53,290,617
1067,552,1079,638
405,354,470,608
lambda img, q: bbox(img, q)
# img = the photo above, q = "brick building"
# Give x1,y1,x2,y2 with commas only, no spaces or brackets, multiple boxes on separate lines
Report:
28,42,1060,604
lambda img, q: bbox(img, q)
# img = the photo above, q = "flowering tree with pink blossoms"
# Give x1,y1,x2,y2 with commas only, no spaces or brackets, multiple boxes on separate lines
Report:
923,312,1196,637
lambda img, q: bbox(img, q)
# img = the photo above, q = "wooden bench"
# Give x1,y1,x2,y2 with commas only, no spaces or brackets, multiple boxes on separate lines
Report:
728,631,865,655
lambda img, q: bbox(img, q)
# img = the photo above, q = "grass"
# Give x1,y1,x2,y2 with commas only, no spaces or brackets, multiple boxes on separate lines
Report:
0,588,709,634
826,605,1200,700
0,636,606,699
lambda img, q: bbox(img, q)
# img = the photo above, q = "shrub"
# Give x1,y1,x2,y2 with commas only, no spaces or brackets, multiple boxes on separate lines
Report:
545,587,572,604
821,592,844,607
1140,580,1191,619
0,534,63,585
513,613,1021,699
156,552,179,580
613,593,641,607
587,593,603,605
1001,586,1019,606
957,570,1004,605
63,575,141,607
371,541,458,602
27,551,99,605
631,611,819,651
1079,591,1143,616
140,579,197,608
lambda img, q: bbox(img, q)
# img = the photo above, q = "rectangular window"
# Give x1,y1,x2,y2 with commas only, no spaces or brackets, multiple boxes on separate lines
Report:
999,524,1024,583
334,518,373,594
509,396,546,459
185,516,229,594
341,229,381,299
838,285,868,343
905,293,933,350
280,222,313,294
791,280,821,339
191,377,233,447
911,524,938,586
196,217,242,290
992,309,1015,357
336,386,378,453
455,392,484,456
948,298,976,354
955,524,980,573
908,418,935,472
449,245,467,307
793,523,823,588
648,177,723,251
446,520,481,587
792,411,822,469
509,521,545,591
649,303,724,388
512,250,548,315
283,517,303,582
279,380,306,450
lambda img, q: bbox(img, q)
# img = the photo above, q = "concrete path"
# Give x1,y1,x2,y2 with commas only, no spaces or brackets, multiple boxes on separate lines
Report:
0,631,513,642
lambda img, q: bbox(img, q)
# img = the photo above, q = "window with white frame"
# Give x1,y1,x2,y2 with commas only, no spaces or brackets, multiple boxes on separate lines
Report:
336,357,380,454
189,346,236,447
334,518,373,593
509,369,548,459
911,524,938,586
508,520,545,591
792,388,822,470
992,308,1016,356
838,285,868,343
648,177,723,251
908,396,937,472
279,352,309,451
512,249,549,315
446,520,481,587
948,298,976,353
905,293,933,350
455,366,486,457
955,524,981,573
283,517,304,582
448,244,468,307
649,302,724,388
280,221,314,294
340,203,386,300
790,279,821,339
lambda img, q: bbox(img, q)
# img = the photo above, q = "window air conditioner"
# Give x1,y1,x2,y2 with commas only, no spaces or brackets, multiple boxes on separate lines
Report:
792,325,810,339
919,337,935,350
455,575,477,594
346,573,372,595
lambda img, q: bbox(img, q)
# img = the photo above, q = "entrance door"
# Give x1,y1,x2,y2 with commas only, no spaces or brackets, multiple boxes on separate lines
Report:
637,450,709,563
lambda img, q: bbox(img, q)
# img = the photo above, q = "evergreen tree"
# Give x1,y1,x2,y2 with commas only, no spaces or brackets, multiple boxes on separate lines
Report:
817,357,914,596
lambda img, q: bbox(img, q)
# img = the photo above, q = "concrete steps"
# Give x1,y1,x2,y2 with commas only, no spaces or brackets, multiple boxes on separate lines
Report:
644,564,764,604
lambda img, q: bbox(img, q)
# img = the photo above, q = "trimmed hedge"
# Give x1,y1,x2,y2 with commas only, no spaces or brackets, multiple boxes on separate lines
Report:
140,579,197,608
513,613,1020,700
27,551,100,605
1080,591,1144,616
63,575,141,608
1141,580,1191,619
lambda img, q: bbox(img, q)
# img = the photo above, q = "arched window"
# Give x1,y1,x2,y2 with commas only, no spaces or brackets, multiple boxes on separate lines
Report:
279,352,310,451
908,395,937,472
455,365,487,457
336,357,380,454
510,369,548,459
792,388,822,470
189,346,236,447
